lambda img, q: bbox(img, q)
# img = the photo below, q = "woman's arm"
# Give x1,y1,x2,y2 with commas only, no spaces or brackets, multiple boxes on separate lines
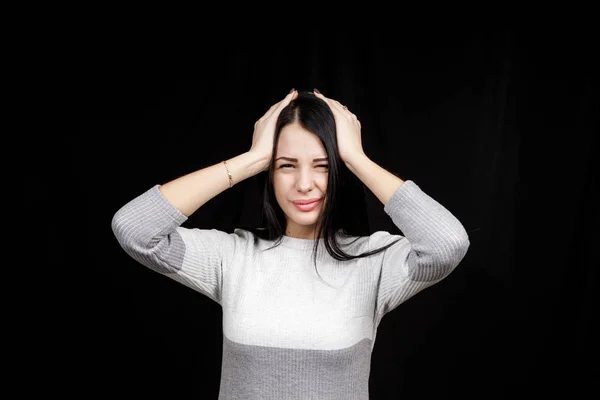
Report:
111,90,298,302
312,89,404,206
159,89,298,216
159,151,269,216
343,153,404,206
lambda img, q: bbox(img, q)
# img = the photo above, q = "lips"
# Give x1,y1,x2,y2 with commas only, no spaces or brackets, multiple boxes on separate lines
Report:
291,198,321,212
292,198,321,205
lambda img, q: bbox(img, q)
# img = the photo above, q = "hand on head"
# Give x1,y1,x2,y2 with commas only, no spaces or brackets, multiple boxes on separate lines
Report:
249,89,298,170
312,89,365,163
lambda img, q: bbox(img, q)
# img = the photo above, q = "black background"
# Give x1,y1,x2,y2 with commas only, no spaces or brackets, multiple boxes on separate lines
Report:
52,20,598,398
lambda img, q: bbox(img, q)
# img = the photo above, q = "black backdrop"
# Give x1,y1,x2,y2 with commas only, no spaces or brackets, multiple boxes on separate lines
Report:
59,22,598,398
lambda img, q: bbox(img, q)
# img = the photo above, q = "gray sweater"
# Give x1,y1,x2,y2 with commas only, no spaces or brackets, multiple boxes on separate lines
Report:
111,180,469,399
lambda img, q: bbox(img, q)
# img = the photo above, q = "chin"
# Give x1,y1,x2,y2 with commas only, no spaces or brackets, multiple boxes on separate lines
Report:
289,215,318,225
286,213,318,226
296,220,319,228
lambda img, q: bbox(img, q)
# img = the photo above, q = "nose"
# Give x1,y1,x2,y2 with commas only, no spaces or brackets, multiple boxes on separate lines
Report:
295,168,315,192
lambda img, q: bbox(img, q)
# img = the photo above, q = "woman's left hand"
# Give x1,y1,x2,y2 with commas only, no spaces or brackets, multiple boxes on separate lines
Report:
313,89,366,164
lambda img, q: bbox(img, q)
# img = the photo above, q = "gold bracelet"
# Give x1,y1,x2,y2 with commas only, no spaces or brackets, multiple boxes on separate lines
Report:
223,160,233,188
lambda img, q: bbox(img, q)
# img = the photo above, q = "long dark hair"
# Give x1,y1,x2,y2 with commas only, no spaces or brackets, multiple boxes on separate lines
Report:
243,91,400,285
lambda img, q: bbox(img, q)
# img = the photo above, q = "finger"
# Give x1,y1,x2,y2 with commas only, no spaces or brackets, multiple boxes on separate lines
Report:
312,89,333,107
333,100,353,116
279,89,298,111
265,89,297,119
313,89,346,114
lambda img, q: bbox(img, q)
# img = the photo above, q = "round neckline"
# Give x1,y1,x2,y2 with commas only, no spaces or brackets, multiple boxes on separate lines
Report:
279,234,325,250
277,230,353,250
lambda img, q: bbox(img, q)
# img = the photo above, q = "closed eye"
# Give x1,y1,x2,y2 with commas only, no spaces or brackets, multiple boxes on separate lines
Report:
278,164,329,169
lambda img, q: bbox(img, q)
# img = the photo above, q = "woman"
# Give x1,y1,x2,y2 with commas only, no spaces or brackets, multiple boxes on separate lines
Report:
111,88,470,399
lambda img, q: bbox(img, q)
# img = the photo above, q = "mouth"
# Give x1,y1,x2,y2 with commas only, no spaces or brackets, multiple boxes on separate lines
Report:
291,198,321,212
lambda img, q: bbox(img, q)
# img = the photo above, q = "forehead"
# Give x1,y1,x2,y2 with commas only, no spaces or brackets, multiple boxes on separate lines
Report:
276,123,326,156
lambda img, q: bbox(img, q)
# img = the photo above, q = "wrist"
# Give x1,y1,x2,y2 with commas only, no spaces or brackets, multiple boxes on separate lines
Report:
343,152,369,171
247,151,272,172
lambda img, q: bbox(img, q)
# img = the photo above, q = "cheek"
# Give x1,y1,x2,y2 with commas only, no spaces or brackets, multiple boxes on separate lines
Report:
272,175,286,200
319,174,328,190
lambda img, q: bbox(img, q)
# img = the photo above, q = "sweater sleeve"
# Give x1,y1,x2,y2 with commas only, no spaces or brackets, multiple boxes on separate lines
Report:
373,180,470,317
111,185,237,305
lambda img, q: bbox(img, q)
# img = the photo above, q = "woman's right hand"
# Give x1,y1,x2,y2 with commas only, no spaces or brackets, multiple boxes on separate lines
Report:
249,89,298,170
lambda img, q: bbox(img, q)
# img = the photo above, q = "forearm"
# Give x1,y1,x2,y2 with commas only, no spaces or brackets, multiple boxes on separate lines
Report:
344,153,405,206
159,151,269,216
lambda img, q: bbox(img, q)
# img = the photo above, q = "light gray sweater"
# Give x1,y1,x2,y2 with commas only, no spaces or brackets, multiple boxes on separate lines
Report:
111,180,469,399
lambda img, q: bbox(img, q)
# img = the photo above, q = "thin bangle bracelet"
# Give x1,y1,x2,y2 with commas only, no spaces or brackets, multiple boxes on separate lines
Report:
223,160,233,188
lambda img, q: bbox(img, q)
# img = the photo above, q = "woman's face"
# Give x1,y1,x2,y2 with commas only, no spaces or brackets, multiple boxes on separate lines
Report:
273,122,329,239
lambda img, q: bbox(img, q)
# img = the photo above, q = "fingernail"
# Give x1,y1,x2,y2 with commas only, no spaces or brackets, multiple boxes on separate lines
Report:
313,88,321,94
289,88,295,94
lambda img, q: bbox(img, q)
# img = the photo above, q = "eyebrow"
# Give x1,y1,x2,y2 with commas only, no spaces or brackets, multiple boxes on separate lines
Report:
275,157,328,162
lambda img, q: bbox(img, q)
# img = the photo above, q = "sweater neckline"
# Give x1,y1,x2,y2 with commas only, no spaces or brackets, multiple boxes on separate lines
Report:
279,234,325,250
277,229,352,250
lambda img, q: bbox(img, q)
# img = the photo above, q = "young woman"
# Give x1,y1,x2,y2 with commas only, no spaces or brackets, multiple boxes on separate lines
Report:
111,88,470,399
